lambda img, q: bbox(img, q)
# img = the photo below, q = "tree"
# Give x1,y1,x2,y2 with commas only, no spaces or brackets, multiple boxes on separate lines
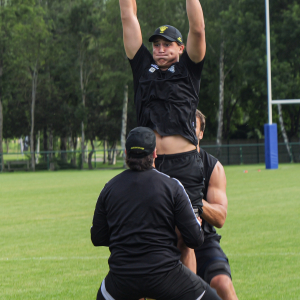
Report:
13,1,49,170
67,0,103,169
0,0,16,169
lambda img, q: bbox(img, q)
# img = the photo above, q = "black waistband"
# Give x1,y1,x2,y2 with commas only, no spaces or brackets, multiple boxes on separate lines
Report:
156,149,198,160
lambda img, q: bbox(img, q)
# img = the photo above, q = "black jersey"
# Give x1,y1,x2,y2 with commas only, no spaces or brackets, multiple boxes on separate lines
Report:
200,148,220,240
129,44,205,146
91,168,204,276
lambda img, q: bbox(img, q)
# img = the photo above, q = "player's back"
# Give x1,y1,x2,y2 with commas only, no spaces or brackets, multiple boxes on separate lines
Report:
101,168,183,275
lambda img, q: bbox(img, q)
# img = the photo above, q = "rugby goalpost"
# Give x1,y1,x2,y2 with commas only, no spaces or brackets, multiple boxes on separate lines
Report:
264,0,300,169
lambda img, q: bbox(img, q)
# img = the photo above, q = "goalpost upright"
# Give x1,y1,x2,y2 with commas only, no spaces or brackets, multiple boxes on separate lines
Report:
264,0,300,169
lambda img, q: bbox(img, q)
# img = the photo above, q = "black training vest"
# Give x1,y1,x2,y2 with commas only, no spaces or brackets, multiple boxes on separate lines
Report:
135,59,199,146
200,148,220,239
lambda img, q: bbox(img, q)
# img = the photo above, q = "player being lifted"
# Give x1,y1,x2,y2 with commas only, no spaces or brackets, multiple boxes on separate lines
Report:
119,0,206,273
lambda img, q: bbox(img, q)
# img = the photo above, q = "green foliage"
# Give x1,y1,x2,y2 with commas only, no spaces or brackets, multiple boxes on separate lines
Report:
1,0,300,151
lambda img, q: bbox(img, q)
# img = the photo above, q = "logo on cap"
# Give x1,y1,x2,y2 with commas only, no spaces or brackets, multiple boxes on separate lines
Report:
131,147,145,150
159,26,168,33
177,37,182,43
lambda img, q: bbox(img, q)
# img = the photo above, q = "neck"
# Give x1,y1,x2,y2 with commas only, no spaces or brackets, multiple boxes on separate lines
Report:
159,67,168,71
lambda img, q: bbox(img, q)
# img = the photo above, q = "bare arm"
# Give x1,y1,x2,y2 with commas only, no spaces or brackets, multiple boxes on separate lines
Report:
119,0,142,59
186,0,206,63
201,162,228,228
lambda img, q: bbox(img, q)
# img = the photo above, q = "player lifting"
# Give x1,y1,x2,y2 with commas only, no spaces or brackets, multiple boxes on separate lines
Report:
195,110,239,300
119,0,206,273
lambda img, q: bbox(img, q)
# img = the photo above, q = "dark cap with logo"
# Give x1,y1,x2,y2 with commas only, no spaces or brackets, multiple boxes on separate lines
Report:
149,25,183,44
126,127,156,158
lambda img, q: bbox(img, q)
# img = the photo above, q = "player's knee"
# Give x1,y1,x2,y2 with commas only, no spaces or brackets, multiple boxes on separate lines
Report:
210,274,233,294
204,260,231,284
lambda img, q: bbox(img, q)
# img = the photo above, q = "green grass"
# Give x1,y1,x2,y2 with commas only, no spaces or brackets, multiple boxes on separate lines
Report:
1,164,300,299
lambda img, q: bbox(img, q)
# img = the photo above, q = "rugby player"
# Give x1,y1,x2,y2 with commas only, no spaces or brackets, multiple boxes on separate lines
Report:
195,110,238,300
91,127,221,300
119,0,206,273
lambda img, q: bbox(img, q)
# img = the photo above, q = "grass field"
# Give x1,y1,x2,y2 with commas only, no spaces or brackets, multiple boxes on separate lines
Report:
1,164,300,299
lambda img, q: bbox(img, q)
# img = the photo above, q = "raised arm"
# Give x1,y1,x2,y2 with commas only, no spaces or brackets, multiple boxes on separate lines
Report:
119,0,142,59
201,162,228,228
186,0,206,63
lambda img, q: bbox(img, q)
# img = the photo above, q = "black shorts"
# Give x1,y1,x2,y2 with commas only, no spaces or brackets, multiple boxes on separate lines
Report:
155,150,204,209
195,238,232,284
97,263,221,300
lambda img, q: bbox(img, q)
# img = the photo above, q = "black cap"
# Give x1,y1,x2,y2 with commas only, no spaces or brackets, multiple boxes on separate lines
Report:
149,25,183,44
126,127,156,158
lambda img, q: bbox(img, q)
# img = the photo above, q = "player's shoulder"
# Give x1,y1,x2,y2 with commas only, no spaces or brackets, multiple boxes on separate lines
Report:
179,51,205,67
102,169,130,190
130,43,152,63
152,168,184,189
200,148,218,164
210,161,226,183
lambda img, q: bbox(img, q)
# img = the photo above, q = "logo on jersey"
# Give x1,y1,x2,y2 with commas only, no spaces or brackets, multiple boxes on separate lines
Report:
168,65,175,73
159,26,168,33
177,37,182,43
149,64,159,73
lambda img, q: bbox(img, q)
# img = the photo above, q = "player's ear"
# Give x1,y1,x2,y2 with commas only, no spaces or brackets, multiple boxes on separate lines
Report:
199,131,204,140
179,44,184,54
153,148,157,159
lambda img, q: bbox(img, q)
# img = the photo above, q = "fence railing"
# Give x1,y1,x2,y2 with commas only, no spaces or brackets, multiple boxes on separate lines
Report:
0,142,299,172
0,149,125,172
201,142,300,165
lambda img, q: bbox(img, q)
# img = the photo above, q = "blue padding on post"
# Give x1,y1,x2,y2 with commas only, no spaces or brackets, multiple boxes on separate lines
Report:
264,124,278,169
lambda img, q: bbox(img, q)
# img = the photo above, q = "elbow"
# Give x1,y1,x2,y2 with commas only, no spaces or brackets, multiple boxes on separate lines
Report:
194,231,204,248
91,236,109,247
90,228,109,247
91,234,100,246
215,221,224,229
191,28,205,39
186,231,204,249
91,233,100,246
196,232,204,248
215,213,227,229
190,23,205,36
120,13,129,23
120,12,136,24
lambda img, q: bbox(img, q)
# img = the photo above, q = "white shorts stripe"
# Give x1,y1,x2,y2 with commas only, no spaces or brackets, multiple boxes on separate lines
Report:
101,278,115,300
196,291,206,300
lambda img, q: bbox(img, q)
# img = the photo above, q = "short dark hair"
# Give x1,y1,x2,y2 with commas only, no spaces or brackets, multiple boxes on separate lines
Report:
126,153,154,171
196,109,206,132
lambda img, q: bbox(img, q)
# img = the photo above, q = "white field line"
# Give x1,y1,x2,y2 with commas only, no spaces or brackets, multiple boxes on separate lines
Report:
227,253,300,256
0,256,109,261
1,253,300,262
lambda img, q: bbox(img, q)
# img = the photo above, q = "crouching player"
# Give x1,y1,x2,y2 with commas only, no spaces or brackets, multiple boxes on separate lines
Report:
91,127,221,300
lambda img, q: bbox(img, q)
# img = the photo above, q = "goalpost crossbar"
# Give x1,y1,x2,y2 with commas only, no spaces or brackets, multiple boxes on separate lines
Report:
272,99,300,105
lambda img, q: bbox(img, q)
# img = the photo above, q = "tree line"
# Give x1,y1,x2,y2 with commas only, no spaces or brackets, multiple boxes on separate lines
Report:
1,0,299,169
